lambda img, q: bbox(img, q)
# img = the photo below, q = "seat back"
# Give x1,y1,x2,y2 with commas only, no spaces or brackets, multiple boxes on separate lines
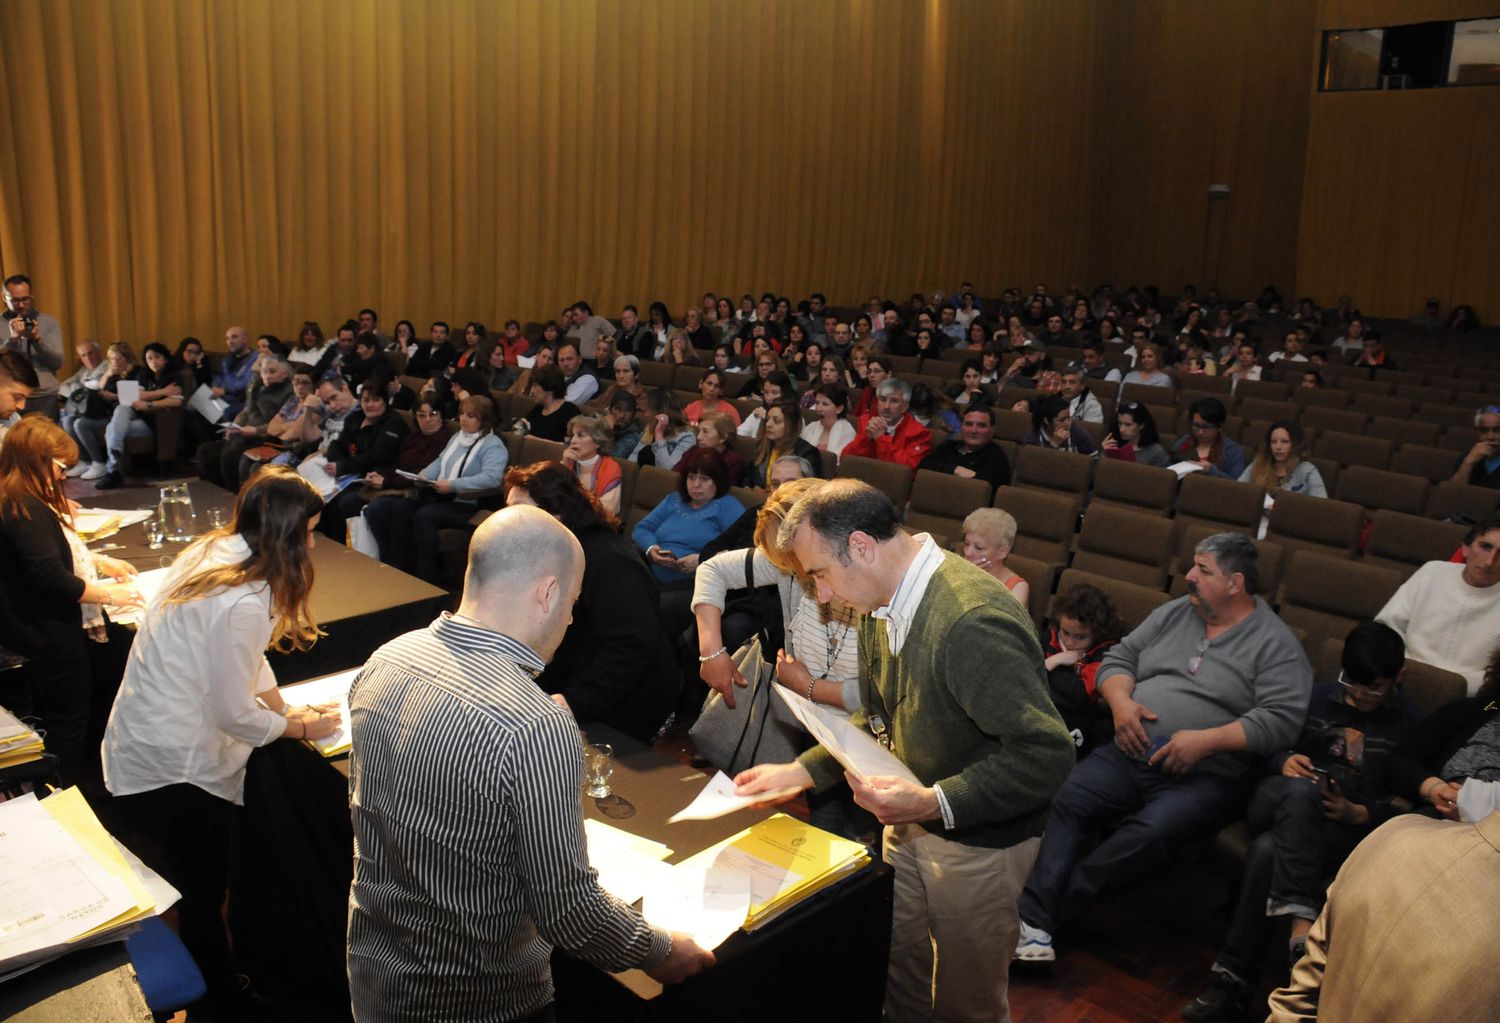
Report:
835,454,914,507
1367,416,1441,449
1277,551,1404,657
637,361,675,389
1234,378,1291,403
1334,466,1429,517
1013,446,1095,495
518,435,566,465
624,465,680,534
1350,393,1413,420
1265,491,1365,560
1426,481,1500,523
1302,407,1368,436
1091,457,1177,515
1175,473,1265,533
1314,430,1392,470
905,470,993,546
1168,524,1286,599
1362,509,1467,577
1072,505,1176,588
1051,568,1171,634
1390,443,1461,484
992,485,1081,563
1003,553,1062,627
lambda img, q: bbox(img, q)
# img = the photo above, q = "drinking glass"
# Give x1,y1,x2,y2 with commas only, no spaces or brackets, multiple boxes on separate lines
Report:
206,507,228,530
583,743,614,798
143,515,165,550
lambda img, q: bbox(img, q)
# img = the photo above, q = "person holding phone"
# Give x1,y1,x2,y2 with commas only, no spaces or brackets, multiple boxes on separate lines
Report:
1180,622,1414,1023
103,467,341,1018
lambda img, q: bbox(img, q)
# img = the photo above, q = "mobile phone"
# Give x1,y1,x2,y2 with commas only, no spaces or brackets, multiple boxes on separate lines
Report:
1311,767,1331,795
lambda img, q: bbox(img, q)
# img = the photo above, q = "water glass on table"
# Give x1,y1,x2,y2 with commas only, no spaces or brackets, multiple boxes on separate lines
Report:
584,743,614,798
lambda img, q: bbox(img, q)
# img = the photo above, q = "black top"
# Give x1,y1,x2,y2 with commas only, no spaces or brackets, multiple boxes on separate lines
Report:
750,438,822,488
918,439,1013,495
1467,458,1500,490
524,401,580,443
0,495,86,654
329,408,408,477
1387,695,1500,803
404,341,456,378
536,526,680,742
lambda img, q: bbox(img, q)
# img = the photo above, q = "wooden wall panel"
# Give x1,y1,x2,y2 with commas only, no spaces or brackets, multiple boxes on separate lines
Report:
0,0,1106,349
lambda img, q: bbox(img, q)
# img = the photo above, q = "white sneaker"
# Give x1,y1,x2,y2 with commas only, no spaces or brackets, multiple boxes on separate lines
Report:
80,463,108,481
1014,920,1055,962
65,461,90,478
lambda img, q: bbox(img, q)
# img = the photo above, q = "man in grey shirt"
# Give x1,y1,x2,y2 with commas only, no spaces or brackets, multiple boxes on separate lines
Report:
3,273,64,418
1014,532,1311,962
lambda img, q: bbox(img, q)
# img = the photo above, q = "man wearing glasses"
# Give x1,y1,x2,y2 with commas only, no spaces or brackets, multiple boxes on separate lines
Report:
1015,532,1311,963
1180,622,1413,1023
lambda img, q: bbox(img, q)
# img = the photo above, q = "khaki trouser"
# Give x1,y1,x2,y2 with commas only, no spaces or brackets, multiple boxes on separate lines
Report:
883,824,1041,1023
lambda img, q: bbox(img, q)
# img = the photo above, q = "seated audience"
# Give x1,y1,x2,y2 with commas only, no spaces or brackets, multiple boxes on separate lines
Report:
1170,397,1246,479
315,381,410,542
362,395,452,492
502,461,681,744
1060,364,1104,423
402,321,455,378
173,336,213,392
684,368,741,426
515,365,579,443
592,354,645,415
363,394,507,583
694,411,749,487
736,370,794,438
1453,405,1500,488
799,383,855,458
1119,342,1173,393
843,377,933,471
195,352,295,489
1222,341,1262,387
1386,643,1500,821
853,355,893,419
286,322,329,369
961,507,1029,606
606,391,643,459
87,342,185,489
1376,514,1500,695
1016,533,1312,963
57,339,108,460
749,401,820,489
1043,583,1125,758
631,446,744,635
556,341,598,406
1267,330,1308,365
1101,401,1168,467
562,414,624,516
632,388,696,470
920,404,1012,494
506,343,555,399
1351,329,1395,370
1022,394,1097,455
1241,420,1326,504
1182,622,1414,1023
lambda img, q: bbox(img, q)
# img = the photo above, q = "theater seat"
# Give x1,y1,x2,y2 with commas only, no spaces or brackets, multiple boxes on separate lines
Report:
1012,446,1095,497
1426,481,1500,523
1310,638,1466,718
1002,553,1062,627
1050,567,1171,634
992,485,1081,563
905,470,992,543
1174,473,1265,538
1070,505,1176,589
1362,510,1468,578
1090,458,1177,516
1390,443,1461,484
1314,430,1392,470
1275,552,1404,660
836,454,914,508
1265,491,1364,560
624,465,679,534
1334,466,1430,518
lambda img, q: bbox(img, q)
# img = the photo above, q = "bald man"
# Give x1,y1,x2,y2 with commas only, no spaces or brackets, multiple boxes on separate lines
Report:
209,325,256,420
347,506,713,1022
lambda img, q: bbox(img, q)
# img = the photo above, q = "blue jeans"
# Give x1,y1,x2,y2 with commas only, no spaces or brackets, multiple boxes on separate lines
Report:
1019,742,1242,934
1214,774,1365,983
103,404,152,471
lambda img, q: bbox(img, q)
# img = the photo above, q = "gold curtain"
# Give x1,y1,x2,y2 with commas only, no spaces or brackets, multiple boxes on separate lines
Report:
0,0,1110,352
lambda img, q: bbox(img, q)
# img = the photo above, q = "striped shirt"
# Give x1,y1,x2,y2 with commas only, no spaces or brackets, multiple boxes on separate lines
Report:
346,613,670,1022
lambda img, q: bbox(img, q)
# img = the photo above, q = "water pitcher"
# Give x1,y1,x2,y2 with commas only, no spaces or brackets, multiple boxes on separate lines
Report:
158,483,198,542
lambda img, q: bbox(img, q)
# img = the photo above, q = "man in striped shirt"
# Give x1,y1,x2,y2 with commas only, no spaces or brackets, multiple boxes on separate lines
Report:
347,505,713,1021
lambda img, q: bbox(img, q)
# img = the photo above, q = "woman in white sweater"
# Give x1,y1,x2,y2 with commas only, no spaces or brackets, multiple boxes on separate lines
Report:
103,467,340,1013
799,383,856,460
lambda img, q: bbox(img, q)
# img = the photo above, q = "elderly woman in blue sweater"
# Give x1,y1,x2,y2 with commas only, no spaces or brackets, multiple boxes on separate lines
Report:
363,394,508,583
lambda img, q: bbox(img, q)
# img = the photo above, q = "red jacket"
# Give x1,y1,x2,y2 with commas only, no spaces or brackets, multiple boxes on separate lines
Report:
844,412,933,472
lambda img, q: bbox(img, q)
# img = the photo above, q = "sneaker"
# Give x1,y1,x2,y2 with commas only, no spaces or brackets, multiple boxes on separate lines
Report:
93,470,124,490
1179,973,1252,1023
1013,920,1055,962
65,461,90,478
80,462,108,480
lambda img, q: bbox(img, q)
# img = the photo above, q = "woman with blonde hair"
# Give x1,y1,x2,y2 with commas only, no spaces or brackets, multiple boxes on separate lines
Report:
563,414,625,515
102,466,340,1013
961,507,1029,608
0,417,144,783
1240,420,1326,507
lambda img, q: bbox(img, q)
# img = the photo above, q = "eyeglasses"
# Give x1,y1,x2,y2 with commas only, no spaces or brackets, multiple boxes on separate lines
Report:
1188,636,1210,675
1190,420,1216,431
415,410,441,418
1337,671,1390,698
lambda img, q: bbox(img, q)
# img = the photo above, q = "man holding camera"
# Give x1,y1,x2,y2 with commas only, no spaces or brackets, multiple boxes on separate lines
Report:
2,274,64,419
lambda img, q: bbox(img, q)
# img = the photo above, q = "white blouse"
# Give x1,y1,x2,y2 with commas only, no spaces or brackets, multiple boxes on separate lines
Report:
103,535,288,805
800,418,856,458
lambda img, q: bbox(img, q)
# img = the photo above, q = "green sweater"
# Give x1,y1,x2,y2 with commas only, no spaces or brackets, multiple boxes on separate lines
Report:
799,551,1075,848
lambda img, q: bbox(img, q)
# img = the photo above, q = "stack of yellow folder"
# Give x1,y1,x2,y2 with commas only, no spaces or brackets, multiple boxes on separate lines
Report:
0,705,45,768
677,813,872,933
0,787,179,980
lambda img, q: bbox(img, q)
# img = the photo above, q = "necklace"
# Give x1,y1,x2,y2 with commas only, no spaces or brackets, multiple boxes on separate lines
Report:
817,603,855,681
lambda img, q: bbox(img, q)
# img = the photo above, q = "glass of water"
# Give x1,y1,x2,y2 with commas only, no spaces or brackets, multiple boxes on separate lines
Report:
583,743,614,798
206,507,228,530
143,514,165,550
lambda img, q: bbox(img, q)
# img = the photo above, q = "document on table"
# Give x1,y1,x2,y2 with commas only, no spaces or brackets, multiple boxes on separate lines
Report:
105,566,171,625
115,380,141,407
773,686,920,785
278,668,361,756
1168,460,1206,478
640,865,752,951
583,819,674,906
74,506,154,542
668,771,802,823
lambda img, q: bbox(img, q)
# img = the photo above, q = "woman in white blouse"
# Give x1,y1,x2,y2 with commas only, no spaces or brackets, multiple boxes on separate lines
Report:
799,383,856,459
102,466,340,1012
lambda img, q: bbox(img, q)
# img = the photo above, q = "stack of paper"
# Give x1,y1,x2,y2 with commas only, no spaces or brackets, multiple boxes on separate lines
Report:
74,507,155,542
583,819,674,906
277,668,361,756
663,813,870,939
104,566,172,627
0,788,179,980
0,705,44,768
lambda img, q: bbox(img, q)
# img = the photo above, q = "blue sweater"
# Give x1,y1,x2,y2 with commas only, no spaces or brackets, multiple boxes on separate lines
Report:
419,432,509,499
631,493,744,583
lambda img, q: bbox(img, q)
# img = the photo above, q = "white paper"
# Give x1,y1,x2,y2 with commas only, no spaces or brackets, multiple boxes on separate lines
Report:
105,566,171,625
277,668,361,754
772,686,921,785
115,380,141,407
75,507,155,535
668,771,800,823
583,819,674,905
641,864,752,951
395,469,432,486
0,795,136,965
1168,460,1206,478
189,384,229,423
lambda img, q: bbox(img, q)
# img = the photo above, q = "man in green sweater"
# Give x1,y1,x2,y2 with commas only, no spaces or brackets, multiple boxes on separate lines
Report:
736,479,1074,1023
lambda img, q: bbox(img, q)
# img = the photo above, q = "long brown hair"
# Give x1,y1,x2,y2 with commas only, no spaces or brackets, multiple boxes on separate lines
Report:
162,466,325,652
0,417,78,524
502,459,620,534
1248,420,1305,490
754,400,801,469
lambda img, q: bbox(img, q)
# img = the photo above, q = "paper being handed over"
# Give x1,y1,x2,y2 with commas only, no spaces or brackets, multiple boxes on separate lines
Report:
668,771,802,823
773,685,920,785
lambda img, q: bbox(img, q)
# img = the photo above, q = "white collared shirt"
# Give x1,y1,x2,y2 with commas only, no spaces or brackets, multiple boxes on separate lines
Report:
871,532,944,655
103,535,287,804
